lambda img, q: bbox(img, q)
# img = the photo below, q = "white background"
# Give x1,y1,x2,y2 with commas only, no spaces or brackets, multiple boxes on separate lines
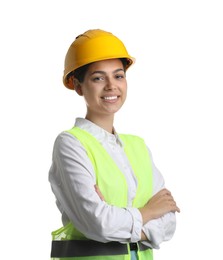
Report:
0,0,223,259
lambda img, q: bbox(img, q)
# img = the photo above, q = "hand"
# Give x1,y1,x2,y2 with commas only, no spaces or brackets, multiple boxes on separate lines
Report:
139,188,180,224
94,185,105,201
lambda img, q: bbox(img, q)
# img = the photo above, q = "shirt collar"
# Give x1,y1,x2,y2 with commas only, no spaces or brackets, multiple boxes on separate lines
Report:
74,118,123,147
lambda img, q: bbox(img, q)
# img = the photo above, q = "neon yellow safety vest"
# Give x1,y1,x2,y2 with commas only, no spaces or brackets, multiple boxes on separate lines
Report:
51,127,153,260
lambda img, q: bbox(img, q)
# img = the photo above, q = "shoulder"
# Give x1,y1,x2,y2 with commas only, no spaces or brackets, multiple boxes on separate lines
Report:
53,131,86,156
54,130,78,145
118,133,145,143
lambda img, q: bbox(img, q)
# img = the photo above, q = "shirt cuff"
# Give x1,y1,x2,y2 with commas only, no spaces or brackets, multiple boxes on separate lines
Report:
142,212,176,249
126,207,143,242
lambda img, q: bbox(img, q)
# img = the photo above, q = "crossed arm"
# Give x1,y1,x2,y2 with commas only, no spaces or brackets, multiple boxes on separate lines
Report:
95,185,180,241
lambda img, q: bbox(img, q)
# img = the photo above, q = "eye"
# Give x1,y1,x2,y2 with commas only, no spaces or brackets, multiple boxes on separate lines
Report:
115,73,125,79
92,76,104,82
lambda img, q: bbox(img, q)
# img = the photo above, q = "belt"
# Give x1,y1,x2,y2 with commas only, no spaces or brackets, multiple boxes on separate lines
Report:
51,240,151,257
129,242,138,251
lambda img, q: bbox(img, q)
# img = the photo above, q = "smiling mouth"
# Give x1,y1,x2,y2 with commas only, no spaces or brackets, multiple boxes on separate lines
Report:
102,96,119,100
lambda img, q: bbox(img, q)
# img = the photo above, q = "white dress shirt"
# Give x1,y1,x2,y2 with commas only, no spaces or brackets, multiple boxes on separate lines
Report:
49,118,176,249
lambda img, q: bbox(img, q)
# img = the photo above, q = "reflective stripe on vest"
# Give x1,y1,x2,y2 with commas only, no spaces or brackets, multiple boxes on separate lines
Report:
51,127,153,260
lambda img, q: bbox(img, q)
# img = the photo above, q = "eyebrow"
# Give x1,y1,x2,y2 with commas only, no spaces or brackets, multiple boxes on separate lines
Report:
90,68,124,76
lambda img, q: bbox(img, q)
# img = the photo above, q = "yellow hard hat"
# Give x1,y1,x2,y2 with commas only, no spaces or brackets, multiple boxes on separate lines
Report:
63,29,135,89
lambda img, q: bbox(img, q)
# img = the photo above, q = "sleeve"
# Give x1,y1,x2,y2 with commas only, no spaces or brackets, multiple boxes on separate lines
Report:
48,132,143,243
141,147,177,249
142,213,176,249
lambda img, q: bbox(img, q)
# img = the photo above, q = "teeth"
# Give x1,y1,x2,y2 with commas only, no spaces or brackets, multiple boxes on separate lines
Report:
103,96,117,100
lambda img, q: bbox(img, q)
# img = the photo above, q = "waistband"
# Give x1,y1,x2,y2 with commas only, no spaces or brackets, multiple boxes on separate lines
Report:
51,240,151,257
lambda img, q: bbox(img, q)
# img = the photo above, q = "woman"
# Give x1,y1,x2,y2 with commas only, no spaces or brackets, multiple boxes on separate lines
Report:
49,29,180,260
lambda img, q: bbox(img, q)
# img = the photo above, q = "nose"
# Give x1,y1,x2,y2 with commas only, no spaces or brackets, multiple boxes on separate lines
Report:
104,77,117,91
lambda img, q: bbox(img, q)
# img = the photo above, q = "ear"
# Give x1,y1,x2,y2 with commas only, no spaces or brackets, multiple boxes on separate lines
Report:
73,78,83,96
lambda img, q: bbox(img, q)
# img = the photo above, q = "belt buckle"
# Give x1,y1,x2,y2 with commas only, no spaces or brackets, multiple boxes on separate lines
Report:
129,242,138,251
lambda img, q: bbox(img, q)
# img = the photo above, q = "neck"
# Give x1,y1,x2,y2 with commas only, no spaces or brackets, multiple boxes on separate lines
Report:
85,114,114,134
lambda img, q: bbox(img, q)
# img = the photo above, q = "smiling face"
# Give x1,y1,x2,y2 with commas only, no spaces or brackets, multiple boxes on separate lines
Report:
75,59,127,124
